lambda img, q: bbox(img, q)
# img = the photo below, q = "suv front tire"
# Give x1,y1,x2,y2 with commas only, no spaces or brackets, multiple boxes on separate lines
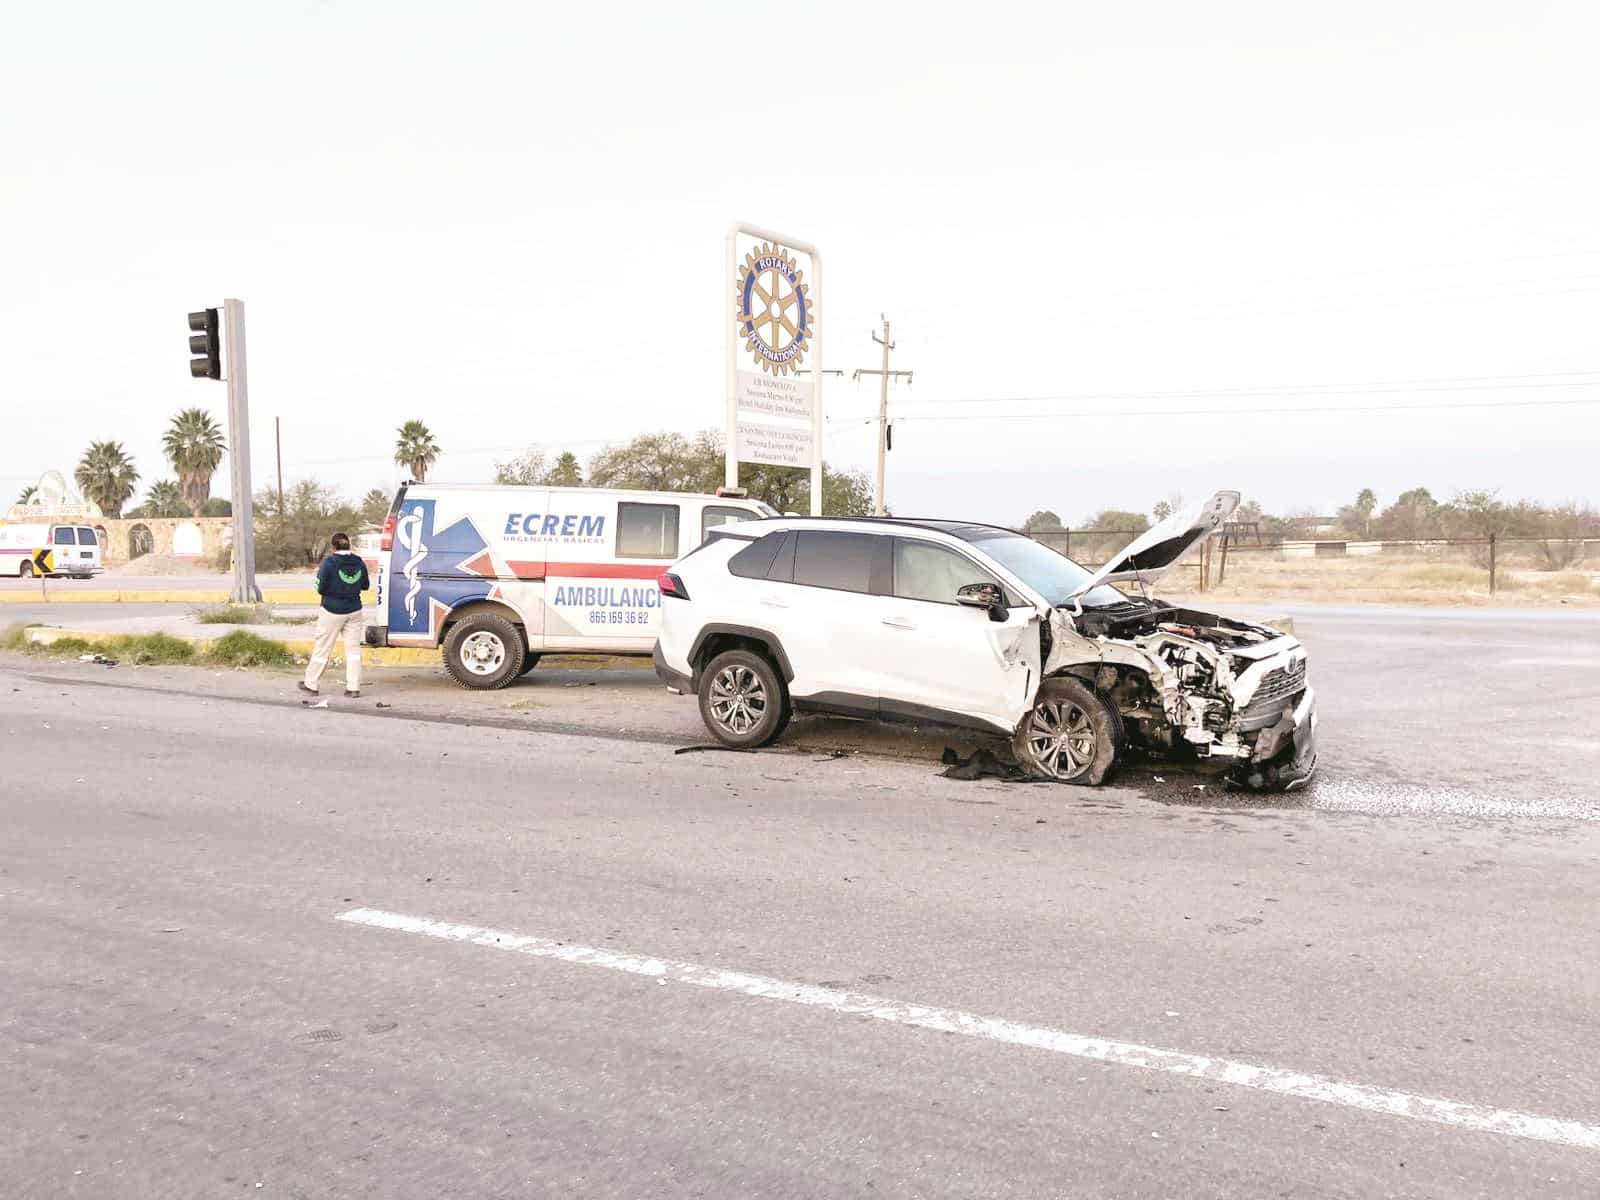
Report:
697,648,790,748
1013,677,1122,784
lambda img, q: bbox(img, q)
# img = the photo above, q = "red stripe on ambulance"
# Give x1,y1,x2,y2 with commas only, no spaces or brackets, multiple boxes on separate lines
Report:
506,561,664,581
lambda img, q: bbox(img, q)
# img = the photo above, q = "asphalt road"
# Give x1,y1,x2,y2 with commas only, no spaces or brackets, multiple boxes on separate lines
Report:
9,599,1596,820
4,641,1599,1197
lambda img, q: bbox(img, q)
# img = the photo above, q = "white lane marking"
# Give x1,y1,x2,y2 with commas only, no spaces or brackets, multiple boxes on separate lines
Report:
337,907,1600,1152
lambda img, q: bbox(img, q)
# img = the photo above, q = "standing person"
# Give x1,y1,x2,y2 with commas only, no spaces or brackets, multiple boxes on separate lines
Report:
299,532,370,698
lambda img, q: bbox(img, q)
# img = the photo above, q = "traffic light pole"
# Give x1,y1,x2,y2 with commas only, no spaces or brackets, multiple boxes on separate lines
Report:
223,299,261,603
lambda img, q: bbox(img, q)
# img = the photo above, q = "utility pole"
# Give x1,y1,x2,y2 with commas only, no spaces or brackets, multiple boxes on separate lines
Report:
189,300,260,602
222,299,261,603
851,315,913,516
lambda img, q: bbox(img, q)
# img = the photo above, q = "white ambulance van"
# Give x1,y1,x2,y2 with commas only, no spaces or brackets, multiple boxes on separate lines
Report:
369,483,774,688
0,522,103,578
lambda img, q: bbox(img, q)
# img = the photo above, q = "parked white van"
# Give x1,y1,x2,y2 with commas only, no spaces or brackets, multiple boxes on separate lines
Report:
0,522,103,578
369,483,774,688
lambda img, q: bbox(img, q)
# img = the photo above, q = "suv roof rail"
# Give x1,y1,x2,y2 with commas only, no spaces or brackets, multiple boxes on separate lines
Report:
753,514,1022,538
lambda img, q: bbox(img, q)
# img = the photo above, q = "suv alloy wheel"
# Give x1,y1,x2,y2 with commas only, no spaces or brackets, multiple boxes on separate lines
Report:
697,648,791,748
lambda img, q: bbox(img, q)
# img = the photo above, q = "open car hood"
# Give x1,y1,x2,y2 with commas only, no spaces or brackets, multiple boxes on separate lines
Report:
1065,490,1240,599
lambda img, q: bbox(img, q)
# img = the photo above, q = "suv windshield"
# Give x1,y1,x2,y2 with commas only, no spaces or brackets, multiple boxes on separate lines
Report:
962,531,1127,608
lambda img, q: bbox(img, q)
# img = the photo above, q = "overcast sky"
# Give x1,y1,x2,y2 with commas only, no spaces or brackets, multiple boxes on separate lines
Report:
4,1,1596,525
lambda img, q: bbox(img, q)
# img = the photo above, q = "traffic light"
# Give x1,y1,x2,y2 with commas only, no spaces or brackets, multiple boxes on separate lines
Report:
188,308,220,379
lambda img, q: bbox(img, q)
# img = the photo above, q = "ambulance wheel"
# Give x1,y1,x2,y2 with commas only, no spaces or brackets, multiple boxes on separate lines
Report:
698,649,789,749
19,561,34,579
442,612,525,690
518,653,542,676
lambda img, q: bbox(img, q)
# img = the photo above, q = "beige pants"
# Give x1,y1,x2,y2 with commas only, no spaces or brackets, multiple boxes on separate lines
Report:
304,609,364,693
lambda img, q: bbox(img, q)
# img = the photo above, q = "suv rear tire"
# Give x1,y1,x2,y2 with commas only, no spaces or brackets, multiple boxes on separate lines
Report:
442,612,526,690
1013,677,1122,785
698,649,789,749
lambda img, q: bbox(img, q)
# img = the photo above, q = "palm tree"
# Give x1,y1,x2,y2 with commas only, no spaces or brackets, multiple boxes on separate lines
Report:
15,485,38,505
395,420,440,481
546,451,583,487
360,487,392,525
162,408,227,515
143,479,190,518
1355,487,1378,538
75,441,139,518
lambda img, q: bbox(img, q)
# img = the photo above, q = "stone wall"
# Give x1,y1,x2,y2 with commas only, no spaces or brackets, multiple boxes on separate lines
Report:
100,517,234,567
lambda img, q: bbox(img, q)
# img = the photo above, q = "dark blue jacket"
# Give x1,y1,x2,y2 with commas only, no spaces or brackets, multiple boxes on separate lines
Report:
315,552,369,615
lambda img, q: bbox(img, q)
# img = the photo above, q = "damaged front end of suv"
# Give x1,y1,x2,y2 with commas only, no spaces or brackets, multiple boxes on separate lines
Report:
1031,491,1318,790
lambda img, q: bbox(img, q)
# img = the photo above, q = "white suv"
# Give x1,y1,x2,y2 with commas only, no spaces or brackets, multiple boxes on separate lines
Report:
653,493,1317,789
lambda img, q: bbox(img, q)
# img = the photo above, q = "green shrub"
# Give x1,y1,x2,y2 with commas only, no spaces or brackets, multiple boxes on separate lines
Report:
195,605,265,625
116,633,196,665
36,636,99,657
204,630,295,667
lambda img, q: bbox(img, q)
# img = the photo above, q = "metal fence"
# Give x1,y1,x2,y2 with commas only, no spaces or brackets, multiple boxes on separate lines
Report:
1022,528,1598,594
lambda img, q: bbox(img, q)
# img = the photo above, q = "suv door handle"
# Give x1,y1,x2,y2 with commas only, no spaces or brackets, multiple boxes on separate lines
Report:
759,595,791,609
881,616,916,630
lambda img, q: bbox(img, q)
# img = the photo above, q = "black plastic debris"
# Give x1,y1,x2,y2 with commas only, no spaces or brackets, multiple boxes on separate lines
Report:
674,744,754,755
940,746,1031,781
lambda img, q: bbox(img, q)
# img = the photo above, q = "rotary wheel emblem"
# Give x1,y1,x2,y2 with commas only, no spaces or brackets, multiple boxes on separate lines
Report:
734,243,814,375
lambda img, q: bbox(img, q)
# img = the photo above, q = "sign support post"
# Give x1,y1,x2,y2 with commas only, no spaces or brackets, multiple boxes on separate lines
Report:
726,224,824,516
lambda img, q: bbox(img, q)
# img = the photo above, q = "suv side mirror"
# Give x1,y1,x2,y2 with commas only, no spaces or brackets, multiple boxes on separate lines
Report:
956,582,1007,622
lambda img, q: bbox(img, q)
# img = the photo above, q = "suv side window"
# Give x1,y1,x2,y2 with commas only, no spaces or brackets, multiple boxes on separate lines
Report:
729,531,784,579
702,505,755,543
791,531,880,594
53,526,77,545
893,538,1010,606
616,502,679,558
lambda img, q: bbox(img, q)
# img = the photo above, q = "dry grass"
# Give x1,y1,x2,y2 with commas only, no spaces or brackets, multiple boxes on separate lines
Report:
1161,549,1600,607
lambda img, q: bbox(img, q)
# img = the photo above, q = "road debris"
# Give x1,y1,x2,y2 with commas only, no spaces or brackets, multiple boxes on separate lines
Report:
940,746,1032,781
301,698,330,709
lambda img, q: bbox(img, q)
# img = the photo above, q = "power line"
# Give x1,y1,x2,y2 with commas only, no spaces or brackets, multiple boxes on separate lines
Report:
887,395,1600,426
831,369,1600,414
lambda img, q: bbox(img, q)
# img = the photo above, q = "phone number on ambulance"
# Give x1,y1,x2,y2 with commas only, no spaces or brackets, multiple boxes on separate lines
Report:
588,609,652,625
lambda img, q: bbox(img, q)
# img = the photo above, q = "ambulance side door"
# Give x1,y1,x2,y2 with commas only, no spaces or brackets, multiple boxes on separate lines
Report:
540,492,664,651
493,489,551,649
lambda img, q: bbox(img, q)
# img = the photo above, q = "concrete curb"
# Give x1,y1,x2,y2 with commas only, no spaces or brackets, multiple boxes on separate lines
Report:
0,588,363,605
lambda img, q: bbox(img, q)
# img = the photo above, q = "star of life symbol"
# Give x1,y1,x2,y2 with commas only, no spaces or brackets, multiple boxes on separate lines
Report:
395,505,429,622
734,243,814,375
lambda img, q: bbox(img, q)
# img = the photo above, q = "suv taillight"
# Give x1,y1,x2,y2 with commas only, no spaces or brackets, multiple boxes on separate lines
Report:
380,514,395,552
658,572,688,599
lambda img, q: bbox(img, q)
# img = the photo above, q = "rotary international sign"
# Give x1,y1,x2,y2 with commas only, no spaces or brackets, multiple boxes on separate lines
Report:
725,226,824,498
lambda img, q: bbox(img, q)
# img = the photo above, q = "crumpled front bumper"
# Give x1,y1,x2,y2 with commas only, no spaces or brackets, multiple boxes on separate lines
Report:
1231,686,1318,791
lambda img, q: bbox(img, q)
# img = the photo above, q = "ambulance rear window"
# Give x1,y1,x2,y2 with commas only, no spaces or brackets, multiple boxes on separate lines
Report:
617,502,680,558
54,527,78,545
